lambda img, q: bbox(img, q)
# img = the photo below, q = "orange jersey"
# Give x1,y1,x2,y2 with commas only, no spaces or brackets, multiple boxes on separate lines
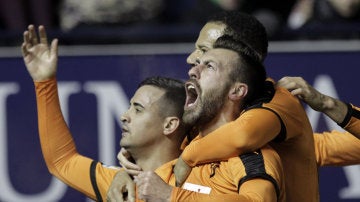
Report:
340,104,360,135
161,138,285,202
181,80,319,202
314,130,360,166
35,78,284,202
314,104,360,166
35,78,169,201
35,78,119,201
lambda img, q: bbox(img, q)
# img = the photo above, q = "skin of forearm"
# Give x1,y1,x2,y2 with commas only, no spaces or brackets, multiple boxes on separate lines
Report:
321,94,348,124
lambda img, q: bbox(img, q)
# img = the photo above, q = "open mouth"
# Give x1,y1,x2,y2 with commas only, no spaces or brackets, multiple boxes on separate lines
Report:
185,81,199,109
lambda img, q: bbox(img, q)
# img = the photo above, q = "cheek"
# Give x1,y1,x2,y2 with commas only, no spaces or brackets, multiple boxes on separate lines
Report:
201,71,218,84
141,116,163,132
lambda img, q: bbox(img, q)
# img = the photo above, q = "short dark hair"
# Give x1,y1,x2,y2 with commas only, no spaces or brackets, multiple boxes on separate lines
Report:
208,11,268,62
138,76,186,119
214,35,267,106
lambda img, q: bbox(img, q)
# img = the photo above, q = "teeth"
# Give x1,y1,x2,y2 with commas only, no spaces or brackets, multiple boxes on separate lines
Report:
187,85,195,90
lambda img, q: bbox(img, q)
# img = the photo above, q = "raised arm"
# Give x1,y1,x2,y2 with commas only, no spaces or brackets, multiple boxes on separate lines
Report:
22,25,58,82
277,76,360,167
277,76,348,126
22,25,118,201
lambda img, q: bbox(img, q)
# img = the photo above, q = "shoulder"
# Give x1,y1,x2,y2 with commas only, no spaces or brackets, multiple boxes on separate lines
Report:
226,146,282,175
227,146,284,198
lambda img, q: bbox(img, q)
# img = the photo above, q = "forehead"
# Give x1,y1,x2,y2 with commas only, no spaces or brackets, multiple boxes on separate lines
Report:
202,48,239,64
131,85,165,107
196,22,226,47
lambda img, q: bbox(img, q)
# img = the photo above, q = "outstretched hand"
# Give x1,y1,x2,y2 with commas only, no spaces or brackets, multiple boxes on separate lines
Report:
277,76,326,111
277,76,348,124
173,156,191,187
21,25,58,81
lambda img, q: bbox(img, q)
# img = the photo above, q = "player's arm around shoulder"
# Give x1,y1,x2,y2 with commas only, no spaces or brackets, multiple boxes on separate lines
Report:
229,146,285,202
264,85,311,140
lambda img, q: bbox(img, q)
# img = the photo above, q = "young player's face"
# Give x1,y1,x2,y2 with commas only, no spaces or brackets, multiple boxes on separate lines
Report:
120,85,166,151
183,48,239,127
187,22,226,67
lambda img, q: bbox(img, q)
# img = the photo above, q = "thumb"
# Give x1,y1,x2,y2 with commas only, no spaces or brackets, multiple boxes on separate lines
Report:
50,39,58,59
126,183,136,202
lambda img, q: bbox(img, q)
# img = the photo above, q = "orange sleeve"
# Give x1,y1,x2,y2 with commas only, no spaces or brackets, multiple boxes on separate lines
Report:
181,108,281,167
181,85,309,167
171,178,277,202
35,78,118,201
314,130,360,166
342,104,360,137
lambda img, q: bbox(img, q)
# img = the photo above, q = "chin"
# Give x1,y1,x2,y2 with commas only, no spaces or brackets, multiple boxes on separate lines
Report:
183,111,200,126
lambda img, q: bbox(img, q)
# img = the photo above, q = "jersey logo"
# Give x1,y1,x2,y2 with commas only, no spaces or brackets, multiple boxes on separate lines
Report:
210,162,220,178
183,182,211,194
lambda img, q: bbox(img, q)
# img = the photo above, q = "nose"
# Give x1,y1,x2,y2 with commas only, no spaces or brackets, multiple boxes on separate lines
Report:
121,111,129,123
188,64,201,79
186,50,200,66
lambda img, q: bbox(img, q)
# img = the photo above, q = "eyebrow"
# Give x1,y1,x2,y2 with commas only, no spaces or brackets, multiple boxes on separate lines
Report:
197,44,209,50
133,102,145,109
203,58,216,65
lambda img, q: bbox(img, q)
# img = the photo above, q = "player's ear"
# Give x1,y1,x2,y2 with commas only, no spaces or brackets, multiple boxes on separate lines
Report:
229,82,248,101
163,117,180,136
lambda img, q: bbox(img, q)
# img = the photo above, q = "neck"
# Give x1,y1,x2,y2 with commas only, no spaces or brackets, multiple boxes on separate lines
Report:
129,138,182,171
200,102,241,137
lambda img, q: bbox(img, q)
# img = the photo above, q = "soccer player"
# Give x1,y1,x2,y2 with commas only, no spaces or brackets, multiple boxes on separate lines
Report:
133,34,285,202
22,25,188,201
116,11,360,202
170,11,360,202
22,25,285,202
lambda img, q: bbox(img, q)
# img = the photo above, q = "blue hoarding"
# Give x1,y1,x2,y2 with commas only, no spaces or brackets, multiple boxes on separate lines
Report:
0,48,359,202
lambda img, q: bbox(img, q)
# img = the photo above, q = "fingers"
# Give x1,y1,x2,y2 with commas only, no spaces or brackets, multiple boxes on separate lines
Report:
50,39,59,59
277,76,296,90
23,30,30,46
28,25,39,46
22,31,31,57
133,172,147,188
22,24,50,57
21,42,28,58
126,169,142,177
38,25,48,45
277,76,308,93
107,188,125,202
121,148,131,159
134,174,147,200
174,156,191,187
289,88,304,97
126,182,136,202
117,149,142,174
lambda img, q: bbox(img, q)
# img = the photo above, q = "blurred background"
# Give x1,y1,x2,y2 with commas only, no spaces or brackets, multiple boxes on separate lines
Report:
0,0,359,46
0,0,360,202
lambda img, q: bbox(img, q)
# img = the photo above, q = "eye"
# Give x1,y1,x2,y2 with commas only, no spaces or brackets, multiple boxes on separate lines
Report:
135,107,142,113
200,48,209,54
195,58,201,65
195,46,208,54
205,62,215,70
